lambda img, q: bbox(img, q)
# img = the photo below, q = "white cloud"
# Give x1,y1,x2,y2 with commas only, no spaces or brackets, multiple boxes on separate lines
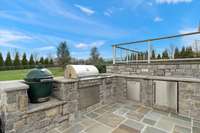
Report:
156,0,192,4
154,16,163,22
0,29,32,48
75,40,105,49
104,9,113,16
75,43,88,49
74,4,95,16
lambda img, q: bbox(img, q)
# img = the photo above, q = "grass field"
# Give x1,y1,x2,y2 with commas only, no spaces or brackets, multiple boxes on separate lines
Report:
0,67,64,81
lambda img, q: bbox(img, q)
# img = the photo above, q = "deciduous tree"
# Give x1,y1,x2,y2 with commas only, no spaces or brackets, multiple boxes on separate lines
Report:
57,41,70,68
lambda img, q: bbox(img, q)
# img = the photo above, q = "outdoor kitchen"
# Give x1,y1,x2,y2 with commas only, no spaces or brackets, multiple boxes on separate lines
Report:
0,62,200,133
0,32,200,133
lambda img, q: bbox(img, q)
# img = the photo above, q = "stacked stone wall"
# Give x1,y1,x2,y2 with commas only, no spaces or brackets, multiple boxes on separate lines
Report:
107,64,200,78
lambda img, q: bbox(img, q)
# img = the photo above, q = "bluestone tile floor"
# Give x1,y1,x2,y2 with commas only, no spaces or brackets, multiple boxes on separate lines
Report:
48,100,200,133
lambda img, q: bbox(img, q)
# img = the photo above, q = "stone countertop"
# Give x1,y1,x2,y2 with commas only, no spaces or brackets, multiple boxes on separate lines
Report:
0,80,29,92
53,74,114,83
112,73,200,83
27,97,67,114
54,73,200,83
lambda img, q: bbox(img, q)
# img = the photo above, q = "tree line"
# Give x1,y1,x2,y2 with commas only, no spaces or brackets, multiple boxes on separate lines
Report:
56,41,107,73
0,52,54,70
127,46,200,60
0,41,107,72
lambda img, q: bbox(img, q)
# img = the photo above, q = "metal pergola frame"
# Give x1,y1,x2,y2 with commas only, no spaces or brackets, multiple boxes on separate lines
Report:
112,31,200,64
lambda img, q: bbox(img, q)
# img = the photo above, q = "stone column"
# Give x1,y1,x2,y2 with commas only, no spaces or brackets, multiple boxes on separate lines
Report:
0,81,29,133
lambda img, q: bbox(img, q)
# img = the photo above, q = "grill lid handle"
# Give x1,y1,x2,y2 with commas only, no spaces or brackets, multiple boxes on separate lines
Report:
40,79,53,82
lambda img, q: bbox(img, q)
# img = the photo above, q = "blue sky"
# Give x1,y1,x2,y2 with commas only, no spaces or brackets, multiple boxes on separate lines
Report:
0,0,200,59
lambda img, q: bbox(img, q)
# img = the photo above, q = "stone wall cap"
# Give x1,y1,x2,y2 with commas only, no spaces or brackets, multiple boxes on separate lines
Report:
0,81,29,92
114,74,200,83
54,74,114,83
53,77,78,83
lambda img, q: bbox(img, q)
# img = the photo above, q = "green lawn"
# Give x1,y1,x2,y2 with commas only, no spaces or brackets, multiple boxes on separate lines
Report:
0,67,64,81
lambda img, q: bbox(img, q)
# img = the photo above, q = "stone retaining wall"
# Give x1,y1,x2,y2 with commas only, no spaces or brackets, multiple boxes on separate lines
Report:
107,63,200,78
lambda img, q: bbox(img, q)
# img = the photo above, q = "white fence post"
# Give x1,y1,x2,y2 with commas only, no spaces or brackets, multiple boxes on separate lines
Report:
148,41,151,64
126,50,128,64
113,45,116,64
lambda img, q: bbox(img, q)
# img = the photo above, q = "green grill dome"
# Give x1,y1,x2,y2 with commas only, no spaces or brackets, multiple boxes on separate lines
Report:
24,66,54,103
25,67,53,82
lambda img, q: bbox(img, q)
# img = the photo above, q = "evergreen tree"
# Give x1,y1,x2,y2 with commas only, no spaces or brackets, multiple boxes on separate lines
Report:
5,52,12,66
162,50,169,59
139,52,145,60
185,46,193,58
21,53,28,67
44,58,49,65
35,60,39,65
13,52,21,67
180,46,186,58
174,47,180,59
151,50,156,59
29,54,35,66
57,41,70,68
49,58,54,65
39,57,44,64
0,52,4,66
157,54,161,59
144,51,148,60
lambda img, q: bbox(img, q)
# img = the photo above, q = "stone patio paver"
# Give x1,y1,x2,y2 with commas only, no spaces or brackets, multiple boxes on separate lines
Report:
63,124,84,133
124,104,141,111
173,125,191,133
123,119,144,131
142,118,156,125
145,110,167,121
143,126,167,133
112,124,140,133
47,100,195,133
96,112,125,128
126,111,144,121
85,123,112,133
86,112,99,119
136,106,151,115
156,116,174,132
94,107,107,114
114,108,129,116
79,118,97,129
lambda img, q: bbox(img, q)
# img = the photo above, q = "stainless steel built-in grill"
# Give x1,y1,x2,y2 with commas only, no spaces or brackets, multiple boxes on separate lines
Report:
65,65,99,79
65,65,100,109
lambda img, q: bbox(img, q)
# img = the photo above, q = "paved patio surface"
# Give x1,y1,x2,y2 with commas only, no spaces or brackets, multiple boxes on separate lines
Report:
47,100,200,133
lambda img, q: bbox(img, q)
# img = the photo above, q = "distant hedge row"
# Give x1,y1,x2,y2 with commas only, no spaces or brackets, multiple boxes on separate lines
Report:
0,52,54,71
